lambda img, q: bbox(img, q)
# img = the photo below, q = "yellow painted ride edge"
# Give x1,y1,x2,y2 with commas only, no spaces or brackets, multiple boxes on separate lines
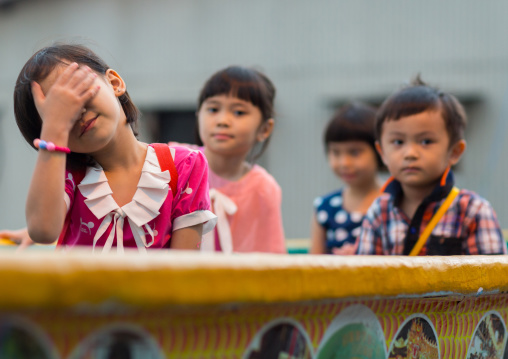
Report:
0,251,505,309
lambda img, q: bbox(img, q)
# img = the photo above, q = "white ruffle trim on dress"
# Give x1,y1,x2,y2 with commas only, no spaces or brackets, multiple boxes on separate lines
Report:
77,146,172,254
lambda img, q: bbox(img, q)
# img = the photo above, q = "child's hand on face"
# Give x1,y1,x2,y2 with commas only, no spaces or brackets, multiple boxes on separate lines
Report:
31,62,100,135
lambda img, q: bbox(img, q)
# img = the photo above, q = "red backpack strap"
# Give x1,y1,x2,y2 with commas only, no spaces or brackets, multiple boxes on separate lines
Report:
151,143,178,195
56,169,86,247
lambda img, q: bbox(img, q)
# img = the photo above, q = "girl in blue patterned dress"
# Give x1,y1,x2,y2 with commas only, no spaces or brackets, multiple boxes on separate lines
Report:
310,102,383,254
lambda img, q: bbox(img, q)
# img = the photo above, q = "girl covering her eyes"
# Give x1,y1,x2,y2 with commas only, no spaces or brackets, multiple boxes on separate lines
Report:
13,43,216,252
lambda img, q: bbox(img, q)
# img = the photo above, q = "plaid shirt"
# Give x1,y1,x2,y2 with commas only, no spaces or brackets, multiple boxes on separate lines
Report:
356,171,507,255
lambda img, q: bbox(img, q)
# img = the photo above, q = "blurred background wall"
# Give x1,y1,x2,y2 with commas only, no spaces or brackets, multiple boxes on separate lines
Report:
1,0,508,239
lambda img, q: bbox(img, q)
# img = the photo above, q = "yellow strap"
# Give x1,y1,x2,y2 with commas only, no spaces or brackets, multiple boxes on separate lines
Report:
409,186,460,256
0,238,16,246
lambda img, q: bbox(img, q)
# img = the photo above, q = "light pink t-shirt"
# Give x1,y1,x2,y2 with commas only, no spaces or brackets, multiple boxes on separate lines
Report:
208,161,287,254
61,145,216,251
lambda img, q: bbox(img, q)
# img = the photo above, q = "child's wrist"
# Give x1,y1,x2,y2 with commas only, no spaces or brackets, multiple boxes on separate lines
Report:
33,139,70,154
39,127,70,148
40,117,75,136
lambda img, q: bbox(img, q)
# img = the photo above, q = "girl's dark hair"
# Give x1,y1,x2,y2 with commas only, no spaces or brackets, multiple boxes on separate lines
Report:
324,102,383,167
14,43,140,170
375,75,467,145
196,66,276,161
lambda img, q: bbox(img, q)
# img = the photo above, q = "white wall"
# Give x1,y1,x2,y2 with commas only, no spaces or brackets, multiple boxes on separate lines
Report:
1,0,508,238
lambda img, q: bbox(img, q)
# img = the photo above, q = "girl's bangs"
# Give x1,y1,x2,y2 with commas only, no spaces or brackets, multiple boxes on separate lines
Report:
201,76,263,108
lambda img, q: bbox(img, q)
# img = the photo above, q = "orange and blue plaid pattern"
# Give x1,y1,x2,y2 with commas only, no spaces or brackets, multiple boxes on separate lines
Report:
356,171,507,256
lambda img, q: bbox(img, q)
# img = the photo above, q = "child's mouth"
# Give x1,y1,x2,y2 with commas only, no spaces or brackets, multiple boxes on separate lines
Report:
340,173,356,180
80,116,98,136
213,133,233,141
402,167,420,173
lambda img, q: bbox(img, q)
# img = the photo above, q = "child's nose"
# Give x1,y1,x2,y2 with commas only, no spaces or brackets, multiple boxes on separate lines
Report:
338,155,352,168
403,143,419,159
216,111,232,127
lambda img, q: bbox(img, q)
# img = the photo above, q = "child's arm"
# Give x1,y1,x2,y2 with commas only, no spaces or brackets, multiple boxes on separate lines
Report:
310,215,326,254
331,242,358,255
466,200,507,255
25,145,68,243
169,147,216,250
26,63,98,243
355,220,377,255
170,223,203,250
355,200,384,255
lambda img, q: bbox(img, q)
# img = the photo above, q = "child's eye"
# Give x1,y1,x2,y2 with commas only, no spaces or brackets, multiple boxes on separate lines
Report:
349,149,361,157
392,139,403,145
207,107,219,113
233,110,246,116
327,148,340,157
421,139,433,145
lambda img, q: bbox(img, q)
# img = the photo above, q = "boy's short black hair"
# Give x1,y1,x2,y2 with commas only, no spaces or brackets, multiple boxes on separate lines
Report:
375,76,467,146
324,102,383,167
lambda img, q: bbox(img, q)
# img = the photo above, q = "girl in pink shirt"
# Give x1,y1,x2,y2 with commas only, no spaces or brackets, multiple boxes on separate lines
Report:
13,44,216,253
195,66,286,253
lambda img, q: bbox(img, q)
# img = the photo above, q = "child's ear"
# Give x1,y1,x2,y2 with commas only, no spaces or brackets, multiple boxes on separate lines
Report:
106,69,126,97
256,118,274,142
375,141,387,166
448,139,466,166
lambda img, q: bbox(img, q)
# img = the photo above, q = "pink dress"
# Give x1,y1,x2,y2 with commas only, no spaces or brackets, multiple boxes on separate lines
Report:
61,145,216,253
207,165,286,253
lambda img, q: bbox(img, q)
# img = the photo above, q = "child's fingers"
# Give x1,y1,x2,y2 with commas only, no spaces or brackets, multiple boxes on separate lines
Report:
54,62,80,86
0,230,18,240
65,66,99,106
16,237,35,251
332,242,357,255
82,85,101,104
0,229,28,244
66,65,91,89
74,71,98,97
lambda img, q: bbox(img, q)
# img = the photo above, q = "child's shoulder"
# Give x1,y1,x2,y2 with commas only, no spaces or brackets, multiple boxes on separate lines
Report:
167,141,202,152
455,188,496,212
247,165,281,190
371,191,392,205
313,189,343,209
163,143,206,166
363,192,393,217
232,165,281,196
222,165,281,203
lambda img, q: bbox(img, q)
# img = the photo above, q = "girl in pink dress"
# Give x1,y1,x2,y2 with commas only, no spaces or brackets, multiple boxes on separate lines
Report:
13,44,216,253
195,66,286,253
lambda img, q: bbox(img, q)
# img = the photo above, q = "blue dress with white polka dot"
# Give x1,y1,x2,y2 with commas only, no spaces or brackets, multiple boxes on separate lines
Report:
314,189,365,254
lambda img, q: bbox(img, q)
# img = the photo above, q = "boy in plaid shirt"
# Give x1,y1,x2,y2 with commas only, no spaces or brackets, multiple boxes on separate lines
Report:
356,77,507,255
